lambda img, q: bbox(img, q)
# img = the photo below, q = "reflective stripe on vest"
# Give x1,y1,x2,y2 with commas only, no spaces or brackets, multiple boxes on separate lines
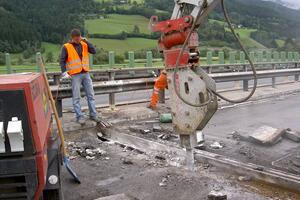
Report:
64,41,90,75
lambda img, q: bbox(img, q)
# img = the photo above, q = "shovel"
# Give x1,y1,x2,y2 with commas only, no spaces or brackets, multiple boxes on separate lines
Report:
38,56,81,184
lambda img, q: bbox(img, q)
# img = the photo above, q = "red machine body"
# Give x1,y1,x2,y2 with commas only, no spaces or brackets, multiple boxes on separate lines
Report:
150,15,200,69
0,73,60,199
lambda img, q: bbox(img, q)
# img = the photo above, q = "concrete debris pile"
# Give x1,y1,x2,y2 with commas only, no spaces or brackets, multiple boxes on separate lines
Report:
67,141,108,161
128,124,177,141
232,126,300,146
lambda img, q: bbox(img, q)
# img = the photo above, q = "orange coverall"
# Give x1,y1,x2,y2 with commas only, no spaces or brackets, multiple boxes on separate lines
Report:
149,71,168,109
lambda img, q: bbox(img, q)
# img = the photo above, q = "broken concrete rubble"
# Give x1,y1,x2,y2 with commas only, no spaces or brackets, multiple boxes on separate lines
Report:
210,142,223,149
152,124,162,132
67,141,107,160
207,190,227,200
159,177,168,187
284,129,300,142
249,126,285,145
94,193,139,200
129,126,151,134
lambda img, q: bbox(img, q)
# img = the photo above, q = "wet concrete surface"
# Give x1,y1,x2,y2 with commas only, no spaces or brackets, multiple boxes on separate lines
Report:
204,93,300,170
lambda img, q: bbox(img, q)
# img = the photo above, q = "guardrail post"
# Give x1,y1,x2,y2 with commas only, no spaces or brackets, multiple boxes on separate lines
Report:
293,52,299,62
56,99,63,118
243,79,249,91
109,51,115,67
108,72,116,110
266,52,272,62
128,51,134,68
218,51,224,64
272,64,276,88
273,51,279,62
5,53,12,74
295,63,299,82
229,52,239,88
146,51,153,67
36,52,42,72
159,89,165,104
51,74,63,117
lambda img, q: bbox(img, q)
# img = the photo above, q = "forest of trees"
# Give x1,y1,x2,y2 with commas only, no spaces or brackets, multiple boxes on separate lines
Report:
0,0,98,53
1,0,300,55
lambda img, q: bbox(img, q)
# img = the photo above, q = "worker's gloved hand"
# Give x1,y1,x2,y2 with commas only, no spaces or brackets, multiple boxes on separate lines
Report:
81,37,88,43
61,72,71,79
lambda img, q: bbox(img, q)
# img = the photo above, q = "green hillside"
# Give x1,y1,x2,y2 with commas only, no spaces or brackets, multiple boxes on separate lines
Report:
90,38,156,54
233,29,266,49
85,14,150,34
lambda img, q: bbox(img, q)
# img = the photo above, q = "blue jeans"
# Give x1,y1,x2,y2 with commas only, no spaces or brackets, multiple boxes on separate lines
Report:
71,72,97,120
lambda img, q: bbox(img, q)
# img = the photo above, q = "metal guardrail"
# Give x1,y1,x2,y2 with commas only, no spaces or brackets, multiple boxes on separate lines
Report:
51,67,300,116
47,61,299,84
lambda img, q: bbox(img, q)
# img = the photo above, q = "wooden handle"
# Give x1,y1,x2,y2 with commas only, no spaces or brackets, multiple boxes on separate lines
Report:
38,58,68,156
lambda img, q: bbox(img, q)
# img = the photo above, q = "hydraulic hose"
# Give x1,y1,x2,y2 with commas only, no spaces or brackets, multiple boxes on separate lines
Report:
173,0,258,106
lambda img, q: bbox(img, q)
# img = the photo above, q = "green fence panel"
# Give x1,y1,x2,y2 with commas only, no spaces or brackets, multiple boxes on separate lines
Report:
36,52,41,72
257,51,263,62
206,51,213,65
5,53,11,74
109,51,115,67
288,52,293,61
128,51,134,68
250,52,255,63
229,51,236,64
239,51,245,64
294,52,299,61
273,51,279,62
218,51,224,64
146,51,153,67
280,51,286,61
266,52,272,62
89,54,94,69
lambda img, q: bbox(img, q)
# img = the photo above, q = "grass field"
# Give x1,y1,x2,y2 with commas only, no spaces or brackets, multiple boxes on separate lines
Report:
231,28,266,50
90,38,157,54
41,42,61,58
276,39,285,48
93,0,144,4
85,14,150,35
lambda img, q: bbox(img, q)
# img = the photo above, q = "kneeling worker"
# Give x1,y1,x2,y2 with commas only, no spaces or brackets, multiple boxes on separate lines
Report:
60,29,101,124
148,70,168,110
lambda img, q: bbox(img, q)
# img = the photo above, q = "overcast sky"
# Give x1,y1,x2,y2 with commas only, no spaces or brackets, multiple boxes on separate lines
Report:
280,0,300,6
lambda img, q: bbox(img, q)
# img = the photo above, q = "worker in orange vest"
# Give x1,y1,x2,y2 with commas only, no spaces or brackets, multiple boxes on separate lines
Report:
148,70,168,110
60,29,100,125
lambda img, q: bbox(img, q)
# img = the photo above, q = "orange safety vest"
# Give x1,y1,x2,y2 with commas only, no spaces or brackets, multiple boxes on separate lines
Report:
64,41,90,75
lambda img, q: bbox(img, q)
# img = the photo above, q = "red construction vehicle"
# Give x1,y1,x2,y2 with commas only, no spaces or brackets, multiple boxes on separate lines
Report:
0,73,63,199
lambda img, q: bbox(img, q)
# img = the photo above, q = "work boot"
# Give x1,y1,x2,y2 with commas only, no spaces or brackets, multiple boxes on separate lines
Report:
90,115,101,123
77,117,86,125
147,104,156,110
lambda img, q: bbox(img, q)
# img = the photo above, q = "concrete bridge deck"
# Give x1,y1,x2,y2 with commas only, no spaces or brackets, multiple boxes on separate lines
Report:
59,82,300,200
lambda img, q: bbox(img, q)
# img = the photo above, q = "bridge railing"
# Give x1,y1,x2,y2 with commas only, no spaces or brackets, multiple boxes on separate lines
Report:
1,50,300,74
48,64,300,116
